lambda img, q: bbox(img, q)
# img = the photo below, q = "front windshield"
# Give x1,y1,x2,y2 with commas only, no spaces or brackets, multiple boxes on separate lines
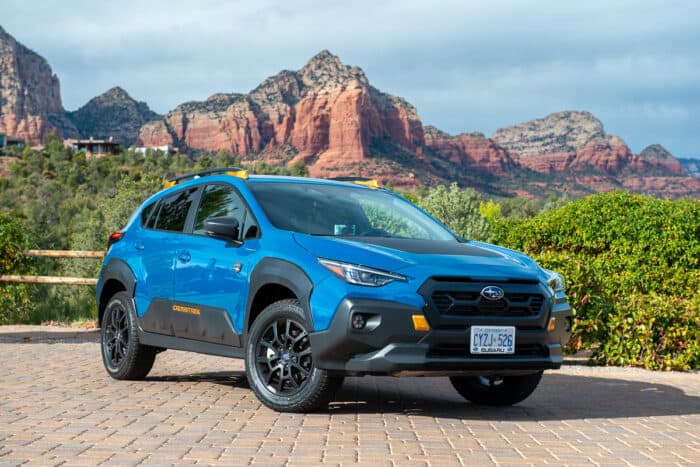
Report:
248,182,456,241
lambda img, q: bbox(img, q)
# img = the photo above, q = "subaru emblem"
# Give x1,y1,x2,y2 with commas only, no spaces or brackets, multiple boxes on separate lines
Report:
481,286,505,301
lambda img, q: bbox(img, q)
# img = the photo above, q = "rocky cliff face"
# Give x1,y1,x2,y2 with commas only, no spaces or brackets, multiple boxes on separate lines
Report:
68,87,160,145
492,111,689,177
424,126,518,176
137,50,425,179
492,111,630,173
0,26,77,142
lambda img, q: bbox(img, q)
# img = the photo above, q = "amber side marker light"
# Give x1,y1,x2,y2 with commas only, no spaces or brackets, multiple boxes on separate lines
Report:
412,315,430,331
547,317,557,332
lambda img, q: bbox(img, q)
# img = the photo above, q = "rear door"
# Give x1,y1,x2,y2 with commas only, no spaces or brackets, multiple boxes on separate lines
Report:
135,186,200,332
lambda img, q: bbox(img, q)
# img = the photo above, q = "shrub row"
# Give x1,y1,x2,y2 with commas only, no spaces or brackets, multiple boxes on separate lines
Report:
491,192,699,370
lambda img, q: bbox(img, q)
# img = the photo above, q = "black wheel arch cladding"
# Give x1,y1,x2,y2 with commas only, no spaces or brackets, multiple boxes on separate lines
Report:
245,257,314,334
98,258,137,326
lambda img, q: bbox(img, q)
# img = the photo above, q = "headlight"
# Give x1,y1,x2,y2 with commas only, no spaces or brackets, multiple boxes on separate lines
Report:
544,269,565,293
318,258,407,287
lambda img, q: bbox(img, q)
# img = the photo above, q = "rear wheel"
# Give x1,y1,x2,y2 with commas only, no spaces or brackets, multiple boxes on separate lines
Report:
101,291,156,380
449,371,543,406
245,299,342,412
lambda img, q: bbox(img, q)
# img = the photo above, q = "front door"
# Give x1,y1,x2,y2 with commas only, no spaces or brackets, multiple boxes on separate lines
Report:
171,183,258,346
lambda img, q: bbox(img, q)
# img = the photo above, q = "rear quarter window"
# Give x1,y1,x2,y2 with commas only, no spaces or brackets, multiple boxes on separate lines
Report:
141,201,160,229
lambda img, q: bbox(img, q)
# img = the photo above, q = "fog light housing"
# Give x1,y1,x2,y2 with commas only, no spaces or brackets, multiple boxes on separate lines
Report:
351,313,366,330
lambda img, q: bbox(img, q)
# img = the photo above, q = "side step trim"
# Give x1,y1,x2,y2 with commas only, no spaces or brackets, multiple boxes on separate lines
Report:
138,330,245,359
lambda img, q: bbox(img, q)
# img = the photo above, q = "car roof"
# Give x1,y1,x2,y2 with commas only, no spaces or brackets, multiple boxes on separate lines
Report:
246,175,378,188
142,174,380,208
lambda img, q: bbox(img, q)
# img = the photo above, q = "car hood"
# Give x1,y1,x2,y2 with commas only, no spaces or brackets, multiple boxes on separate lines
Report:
293,234,544,282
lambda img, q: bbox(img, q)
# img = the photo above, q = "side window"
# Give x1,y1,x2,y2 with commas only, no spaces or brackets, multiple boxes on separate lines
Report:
155,188,198,233
141,200,160,229
194,184,246,234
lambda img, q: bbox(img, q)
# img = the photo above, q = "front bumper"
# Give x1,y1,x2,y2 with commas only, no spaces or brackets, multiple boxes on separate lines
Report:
309,297,572,376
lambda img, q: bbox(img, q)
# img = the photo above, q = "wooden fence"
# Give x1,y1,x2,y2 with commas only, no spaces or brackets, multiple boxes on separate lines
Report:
0,250,104,286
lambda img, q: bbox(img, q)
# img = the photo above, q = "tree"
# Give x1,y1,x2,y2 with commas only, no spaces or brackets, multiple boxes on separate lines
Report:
0,213,35,324
417,183,491,241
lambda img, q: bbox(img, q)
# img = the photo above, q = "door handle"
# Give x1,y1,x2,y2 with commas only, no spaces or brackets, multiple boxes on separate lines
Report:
135,242,145,251
177,250,191,263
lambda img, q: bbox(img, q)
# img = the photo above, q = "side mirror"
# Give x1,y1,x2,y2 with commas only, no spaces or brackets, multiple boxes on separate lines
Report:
203,216,240,241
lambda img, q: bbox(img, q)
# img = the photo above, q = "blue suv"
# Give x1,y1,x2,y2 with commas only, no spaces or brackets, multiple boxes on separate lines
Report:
97,168,571,412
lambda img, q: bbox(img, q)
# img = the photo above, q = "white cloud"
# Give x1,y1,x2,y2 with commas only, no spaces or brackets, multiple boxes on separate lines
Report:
2,0,700,156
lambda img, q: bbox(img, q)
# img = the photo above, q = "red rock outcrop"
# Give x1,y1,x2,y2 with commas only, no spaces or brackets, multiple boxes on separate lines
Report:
136,51,425,178
493,111,690,178
0,26,77,142
424,126,518,176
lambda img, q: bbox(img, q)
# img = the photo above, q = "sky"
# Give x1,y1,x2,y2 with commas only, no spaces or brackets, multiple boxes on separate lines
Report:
3,0,699,158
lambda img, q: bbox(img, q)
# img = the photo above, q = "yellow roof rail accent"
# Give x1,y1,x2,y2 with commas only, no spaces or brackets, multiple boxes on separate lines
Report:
225,169,249,179
329,176,381,188
163,167,248,188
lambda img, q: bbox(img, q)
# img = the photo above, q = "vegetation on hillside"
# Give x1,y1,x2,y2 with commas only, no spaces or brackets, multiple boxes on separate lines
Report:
1,138,698,369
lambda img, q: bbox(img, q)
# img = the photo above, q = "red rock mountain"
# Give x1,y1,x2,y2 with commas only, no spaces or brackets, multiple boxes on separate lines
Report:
491,111,685,175
0,26,77,142
137,51,425,180
0,25,695,198
423,126,519,176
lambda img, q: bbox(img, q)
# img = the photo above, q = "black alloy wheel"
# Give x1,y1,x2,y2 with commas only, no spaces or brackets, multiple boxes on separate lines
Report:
245,299,342,412
100,291,156,380
103,302,129,369
255,317,313,395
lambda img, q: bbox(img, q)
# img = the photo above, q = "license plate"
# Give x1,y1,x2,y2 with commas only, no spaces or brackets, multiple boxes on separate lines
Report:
470,326,515,354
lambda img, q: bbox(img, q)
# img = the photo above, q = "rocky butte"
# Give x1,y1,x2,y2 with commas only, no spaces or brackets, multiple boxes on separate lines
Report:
137,50,427,183
0,25,77,142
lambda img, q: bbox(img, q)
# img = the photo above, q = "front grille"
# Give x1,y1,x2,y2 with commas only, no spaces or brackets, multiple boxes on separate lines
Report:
432,290,544,317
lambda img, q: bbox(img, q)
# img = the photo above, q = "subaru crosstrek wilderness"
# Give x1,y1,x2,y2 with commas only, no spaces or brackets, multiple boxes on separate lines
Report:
97,168,571,412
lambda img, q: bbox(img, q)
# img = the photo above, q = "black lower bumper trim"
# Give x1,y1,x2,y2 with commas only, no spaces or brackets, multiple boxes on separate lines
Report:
309,297,571,376
339,342,563,376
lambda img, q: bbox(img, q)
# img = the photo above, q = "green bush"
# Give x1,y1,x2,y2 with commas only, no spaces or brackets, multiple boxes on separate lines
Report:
595,294,700,370
0,212,35,324
417,183,491,241
493,192,700,369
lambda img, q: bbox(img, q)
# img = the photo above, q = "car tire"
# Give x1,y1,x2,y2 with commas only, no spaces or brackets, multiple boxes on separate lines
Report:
449,371,543,406
101,291,157,380
245,299,342,412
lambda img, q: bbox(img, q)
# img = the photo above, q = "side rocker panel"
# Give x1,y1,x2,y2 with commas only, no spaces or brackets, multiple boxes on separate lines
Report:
139,298,241,347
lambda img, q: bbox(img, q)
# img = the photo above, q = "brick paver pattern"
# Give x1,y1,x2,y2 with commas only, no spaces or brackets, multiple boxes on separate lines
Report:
0,338,699,466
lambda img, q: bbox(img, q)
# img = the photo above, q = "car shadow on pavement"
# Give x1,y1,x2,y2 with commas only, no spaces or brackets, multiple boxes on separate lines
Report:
145,371,250,389
137,370,700,421
328,373,700,420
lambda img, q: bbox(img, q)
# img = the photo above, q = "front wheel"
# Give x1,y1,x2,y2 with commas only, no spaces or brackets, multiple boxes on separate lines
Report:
449,371,543,406
245,299,341,412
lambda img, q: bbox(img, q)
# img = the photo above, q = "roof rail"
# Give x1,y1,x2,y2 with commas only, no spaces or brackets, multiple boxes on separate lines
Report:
163,167,249,188
328,176,381,188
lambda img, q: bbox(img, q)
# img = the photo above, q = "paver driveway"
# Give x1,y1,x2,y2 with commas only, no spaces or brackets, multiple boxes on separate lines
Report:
0,328,699,466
